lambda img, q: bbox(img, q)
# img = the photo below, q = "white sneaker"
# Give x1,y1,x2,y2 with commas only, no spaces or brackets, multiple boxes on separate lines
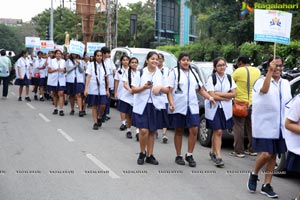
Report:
162,135,168,143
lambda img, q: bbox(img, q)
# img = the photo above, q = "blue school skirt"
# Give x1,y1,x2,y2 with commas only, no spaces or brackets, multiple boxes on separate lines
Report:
252,132,287,154
286,151,300,173
66,81,84,95
47,82,66,92
15,75,31,86
117,100,133,115
86,95,107,106
132,103,165,132
206,107,234,130
31,77,46,86
169,108,200,129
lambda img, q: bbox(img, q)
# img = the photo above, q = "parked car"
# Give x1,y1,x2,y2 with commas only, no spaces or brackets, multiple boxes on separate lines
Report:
190,61,234,147
110,47,177,106
274,75,300,175
111,47,177,69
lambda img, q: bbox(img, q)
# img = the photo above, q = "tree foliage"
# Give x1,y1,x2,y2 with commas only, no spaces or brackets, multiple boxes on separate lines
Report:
0,24,23,53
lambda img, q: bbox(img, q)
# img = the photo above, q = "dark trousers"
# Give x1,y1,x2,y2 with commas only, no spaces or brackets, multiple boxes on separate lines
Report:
233,108,253,154
0,76,9,97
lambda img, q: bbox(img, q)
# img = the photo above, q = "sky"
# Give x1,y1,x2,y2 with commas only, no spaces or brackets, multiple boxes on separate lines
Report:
0,0,145,22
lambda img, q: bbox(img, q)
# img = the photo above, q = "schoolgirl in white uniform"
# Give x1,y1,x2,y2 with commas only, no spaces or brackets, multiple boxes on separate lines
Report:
44,51,54,100
157,53,170,143
32,51,47,101
114,55,130,131
121,57,139,139
84,50,109,130
81,52,90,115
205,57,236,167
15,50,32,101
168,52,215,167
132,51,169,165
284,94,300,200
47,49,66,116
247,56,291,198
65,53,85,117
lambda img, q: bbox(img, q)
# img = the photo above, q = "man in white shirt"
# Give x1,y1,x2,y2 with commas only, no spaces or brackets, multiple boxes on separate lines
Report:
0,49,12,99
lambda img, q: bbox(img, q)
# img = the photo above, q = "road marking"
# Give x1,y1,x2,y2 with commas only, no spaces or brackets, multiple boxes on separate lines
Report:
10,92,15,96
86,153,120,179
57,129,74,142
38,113,50,122
27,103,35,110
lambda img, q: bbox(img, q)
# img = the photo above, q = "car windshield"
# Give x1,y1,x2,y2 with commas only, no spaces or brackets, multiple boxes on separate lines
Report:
132,52,177,69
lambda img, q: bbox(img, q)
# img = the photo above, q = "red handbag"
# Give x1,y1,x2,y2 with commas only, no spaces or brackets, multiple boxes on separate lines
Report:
34,72,40,78
233,99,248,117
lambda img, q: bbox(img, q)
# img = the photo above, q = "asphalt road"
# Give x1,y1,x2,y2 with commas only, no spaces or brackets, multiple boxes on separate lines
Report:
0,85,299,200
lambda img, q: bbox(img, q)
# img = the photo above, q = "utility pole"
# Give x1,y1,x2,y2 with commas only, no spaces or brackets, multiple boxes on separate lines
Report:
106,0,112,49
50,0,54,40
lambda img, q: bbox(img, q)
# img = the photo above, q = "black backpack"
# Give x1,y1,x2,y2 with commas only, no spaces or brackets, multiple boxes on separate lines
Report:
212,73,232,89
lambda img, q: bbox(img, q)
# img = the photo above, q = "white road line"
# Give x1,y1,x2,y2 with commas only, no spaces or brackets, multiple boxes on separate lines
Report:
38,113,50,122
57,129,75,142
86,153,120,179
27,103,35,110
10,92,15,96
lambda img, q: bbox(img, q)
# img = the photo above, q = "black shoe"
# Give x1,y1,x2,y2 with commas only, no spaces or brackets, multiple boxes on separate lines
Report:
215,158,224,168
175,156,185,165
145,155,159,165
185,154,196,167
59,110,64,116
83,110,86,115
137,152,146,165
64,100,68,106
101,117,106,123
79,111,84,117
135,133,139,141
25,96,31,102
34,95,38,100
126,131,132,139
93,123,99,130
120,124,127,131
105,115,111,120
70,110,75,115
261,184,278,198
97,118,102,127
40,97,45,101
18,97,22,101
247,172,259,192
52,109,58,115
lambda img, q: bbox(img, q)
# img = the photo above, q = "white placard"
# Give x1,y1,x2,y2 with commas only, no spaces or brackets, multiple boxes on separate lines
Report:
68,40,85,57
254,9,292,45
87,42,106,56
25,37,40,48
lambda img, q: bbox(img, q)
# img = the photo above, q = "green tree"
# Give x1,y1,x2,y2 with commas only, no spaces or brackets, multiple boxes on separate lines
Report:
0,24,23,53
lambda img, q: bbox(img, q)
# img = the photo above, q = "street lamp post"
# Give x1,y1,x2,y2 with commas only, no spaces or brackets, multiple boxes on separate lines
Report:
50,0,54,40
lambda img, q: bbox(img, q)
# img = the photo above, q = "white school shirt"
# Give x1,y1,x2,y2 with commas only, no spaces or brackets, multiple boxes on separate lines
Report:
65,59,85,83
252,77,291,139
81,60,90,83
104,58,116,90
283,95,300,155
47,58,66,87
158,66,170,104
168,67,203,115
86,61,109,95
121,69,138,105
114,67,128,99
33,57,47,78
205,73,236,120
132,67,165,115
15,57,31,79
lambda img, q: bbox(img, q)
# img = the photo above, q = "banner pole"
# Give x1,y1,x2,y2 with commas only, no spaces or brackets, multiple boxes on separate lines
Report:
273,42,277,59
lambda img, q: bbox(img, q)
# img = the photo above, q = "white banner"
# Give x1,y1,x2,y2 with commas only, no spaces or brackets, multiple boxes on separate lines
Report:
25,37,40,48
254,9,292,45
86,42,105,56
68,40,85,57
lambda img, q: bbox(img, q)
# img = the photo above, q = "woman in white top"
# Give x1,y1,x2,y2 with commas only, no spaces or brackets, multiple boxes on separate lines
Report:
132,51,169,165
122,57,139,139
84,50,109,130
247,56,291,198
285,94,300,200
65,53,85,117
47,49,66,116
205,57,236,167
81,52,90,115
15,50,32,101
31,51,47,101
168,52,215,167
115,55,130,131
